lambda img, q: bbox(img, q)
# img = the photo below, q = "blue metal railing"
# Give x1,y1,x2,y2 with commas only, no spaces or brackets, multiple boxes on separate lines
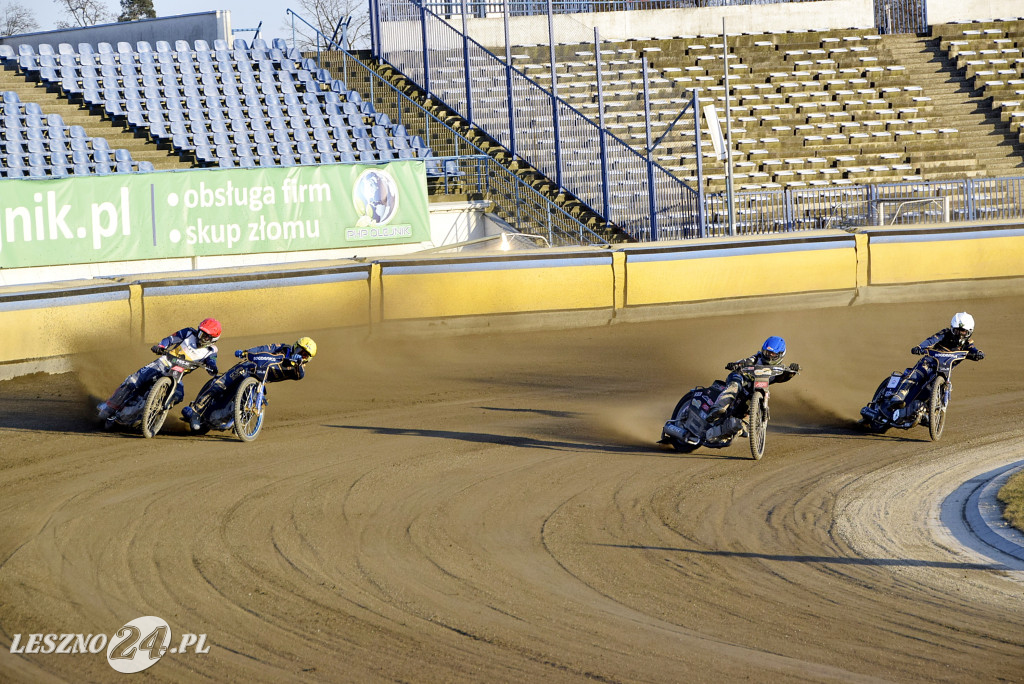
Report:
287,8,609,246
701,177,1024,235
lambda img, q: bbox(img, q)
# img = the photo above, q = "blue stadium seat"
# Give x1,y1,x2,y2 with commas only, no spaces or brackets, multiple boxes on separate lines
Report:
316,140,337,162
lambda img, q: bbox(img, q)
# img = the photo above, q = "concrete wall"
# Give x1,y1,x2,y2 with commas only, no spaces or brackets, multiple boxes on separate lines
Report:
4,221,1024,378
461,0,875,48
866,226,1024,285
0,283,131,365
388,0,1024,50
378,250,615,323
623,233,858,307
926,0,1024,26
0,11,230,51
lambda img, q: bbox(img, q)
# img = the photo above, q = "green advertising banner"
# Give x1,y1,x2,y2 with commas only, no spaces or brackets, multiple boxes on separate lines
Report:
0,161,430,269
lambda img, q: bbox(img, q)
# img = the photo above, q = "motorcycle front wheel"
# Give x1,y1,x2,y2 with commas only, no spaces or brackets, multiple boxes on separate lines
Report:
928,377,947,441
233,377,265,442
749,393,767,460
141,377,173,438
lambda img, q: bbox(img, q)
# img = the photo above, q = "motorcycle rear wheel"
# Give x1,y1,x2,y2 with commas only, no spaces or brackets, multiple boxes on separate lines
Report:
141,377,173,438
749,393,767,460
928,377,946,441
233,377,265,442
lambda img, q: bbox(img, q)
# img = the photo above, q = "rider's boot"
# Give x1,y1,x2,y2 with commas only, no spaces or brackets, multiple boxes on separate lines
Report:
182,405,201,431
707,383,738,424
887,384,910,410
706,403,728,424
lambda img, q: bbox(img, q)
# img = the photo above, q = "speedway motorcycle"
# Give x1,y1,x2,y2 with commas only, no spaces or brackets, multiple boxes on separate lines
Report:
101,350,203,438
660,362,799,460
188,358,271,442
859,348,969,441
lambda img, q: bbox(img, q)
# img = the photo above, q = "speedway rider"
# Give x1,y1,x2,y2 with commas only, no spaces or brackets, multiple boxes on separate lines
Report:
182,336,317,430
884,312,984,411
706,336,800,423
98,318,221,419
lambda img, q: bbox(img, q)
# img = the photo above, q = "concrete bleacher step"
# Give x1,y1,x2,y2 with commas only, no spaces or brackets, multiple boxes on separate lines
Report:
0,65,193,171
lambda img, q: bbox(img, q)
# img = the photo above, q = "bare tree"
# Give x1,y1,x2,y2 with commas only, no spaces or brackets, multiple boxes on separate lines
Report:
283,0,370,52
0,2,38,36
53,0,113,28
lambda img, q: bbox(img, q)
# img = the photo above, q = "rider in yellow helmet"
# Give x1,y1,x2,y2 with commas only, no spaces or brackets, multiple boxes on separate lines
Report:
182,336,317,430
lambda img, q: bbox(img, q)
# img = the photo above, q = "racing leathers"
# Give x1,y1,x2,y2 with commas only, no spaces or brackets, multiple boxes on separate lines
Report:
185,343,307,421
886,328,984,409
100,327,219,417
707,351,799,423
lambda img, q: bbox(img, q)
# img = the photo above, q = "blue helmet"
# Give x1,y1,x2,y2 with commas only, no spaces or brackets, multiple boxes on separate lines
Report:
761,336,786,364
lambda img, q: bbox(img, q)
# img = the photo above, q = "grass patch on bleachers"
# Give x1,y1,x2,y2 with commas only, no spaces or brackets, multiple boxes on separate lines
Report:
998,469,1024,534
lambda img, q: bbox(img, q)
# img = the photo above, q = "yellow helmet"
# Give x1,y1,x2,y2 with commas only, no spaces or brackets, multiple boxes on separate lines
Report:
294,336,317,360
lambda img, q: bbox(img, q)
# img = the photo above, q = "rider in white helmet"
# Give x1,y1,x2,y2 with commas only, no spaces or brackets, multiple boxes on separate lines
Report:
886,312,984,410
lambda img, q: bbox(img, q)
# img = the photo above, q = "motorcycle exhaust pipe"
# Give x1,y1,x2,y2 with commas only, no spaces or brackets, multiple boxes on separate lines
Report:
662,422,688,441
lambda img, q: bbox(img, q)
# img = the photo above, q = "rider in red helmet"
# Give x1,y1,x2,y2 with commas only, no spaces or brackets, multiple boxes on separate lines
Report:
97,319,222,419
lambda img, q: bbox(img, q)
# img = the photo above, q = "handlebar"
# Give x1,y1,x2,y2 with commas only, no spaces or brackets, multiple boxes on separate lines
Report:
924,349,969,359
734,363,795,379
162,353,204,370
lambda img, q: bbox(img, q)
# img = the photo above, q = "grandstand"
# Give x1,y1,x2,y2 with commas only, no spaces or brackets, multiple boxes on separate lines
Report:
0,38,440,175
509,26,1024,190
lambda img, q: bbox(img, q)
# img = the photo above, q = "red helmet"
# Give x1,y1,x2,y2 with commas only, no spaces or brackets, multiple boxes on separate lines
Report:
197,318,221,342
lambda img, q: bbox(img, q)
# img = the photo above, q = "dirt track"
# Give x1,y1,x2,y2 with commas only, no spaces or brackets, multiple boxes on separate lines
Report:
1,293,1023,682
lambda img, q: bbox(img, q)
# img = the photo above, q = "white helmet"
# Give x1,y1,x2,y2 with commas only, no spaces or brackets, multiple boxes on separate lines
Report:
950,312,974,339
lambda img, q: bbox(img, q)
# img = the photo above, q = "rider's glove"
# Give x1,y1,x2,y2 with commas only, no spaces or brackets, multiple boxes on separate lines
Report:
968,349,984,360
725,361,740,371
151,344,163,354
911,346,923,355
288,353,303,366
789,363,801,372
234,349,245,358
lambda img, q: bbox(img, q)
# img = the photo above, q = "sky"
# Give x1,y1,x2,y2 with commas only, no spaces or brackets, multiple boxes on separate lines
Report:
31,1,331,44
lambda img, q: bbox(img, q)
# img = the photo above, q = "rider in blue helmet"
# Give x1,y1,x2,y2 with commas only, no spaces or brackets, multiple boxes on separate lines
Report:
706,336,799,423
